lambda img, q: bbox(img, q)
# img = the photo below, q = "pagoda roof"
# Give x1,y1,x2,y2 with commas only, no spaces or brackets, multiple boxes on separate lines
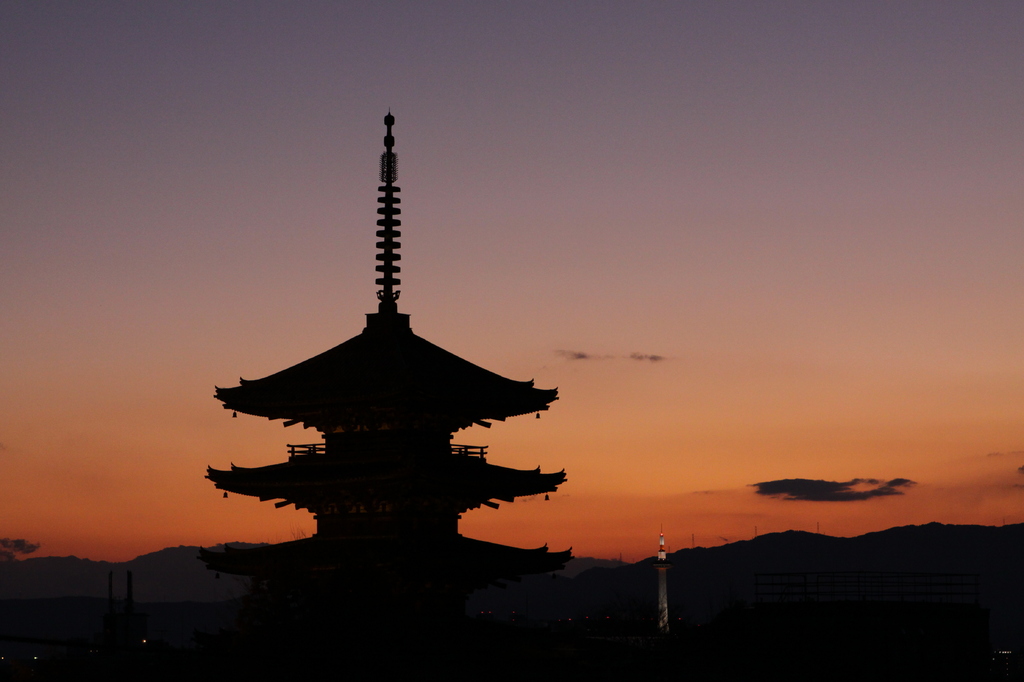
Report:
199,535,572,588
215,313,557,431
207,455,566,510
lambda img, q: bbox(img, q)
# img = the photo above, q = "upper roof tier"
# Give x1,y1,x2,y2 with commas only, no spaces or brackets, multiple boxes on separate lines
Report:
215,312,557,432
216,113,556,432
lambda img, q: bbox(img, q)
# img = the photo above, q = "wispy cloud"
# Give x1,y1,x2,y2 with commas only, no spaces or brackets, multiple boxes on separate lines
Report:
556,350,666,362
628,352,665,362
751,478,916,502
555,350,605,361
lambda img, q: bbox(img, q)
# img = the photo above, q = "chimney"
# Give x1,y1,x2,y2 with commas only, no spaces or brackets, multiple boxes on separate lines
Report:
126,570,134,614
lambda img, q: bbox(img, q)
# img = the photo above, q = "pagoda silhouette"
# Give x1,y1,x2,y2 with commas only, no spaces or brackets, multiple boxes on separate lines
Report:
200,113,569,628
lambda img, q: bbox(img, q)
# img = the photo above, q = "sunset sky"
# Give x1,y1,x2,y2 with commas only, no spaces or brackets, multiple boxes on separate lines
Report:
2,1,1023,562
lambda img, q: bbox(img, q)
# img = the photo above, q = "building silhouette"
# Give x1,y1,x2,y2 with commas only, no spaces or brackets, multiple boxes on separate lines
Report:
200,113,570,629
102,571,147,650
705,571,991,681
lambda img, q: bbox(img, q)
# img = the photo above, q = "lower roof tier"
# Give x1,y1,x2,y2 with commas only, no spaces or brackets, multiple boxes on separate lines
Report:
198,534,571,591
207,455,566,510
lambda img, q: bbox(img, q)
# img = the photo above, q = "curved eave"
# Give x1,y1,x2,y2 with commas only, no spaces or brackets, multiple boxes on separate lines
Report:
199,535,572,582
215,389,558,426
207,460,567,505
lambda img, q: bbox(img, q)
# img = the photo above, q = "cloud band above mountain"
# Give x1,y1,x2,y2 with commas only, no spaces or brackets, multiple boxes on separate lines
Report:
751,478,915,502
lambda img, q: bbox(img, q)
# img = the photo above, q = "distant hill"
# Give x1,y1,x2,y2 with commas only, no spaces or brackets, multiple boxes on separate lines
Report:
5,525,1024,648
0,544,615,601
467,522,1024,648
0,544,261,602
555,556,627,578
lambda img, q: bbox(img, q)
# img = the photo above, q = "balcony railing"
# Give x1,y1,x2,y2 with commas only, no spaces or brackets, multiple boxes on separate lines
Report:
451,444,487,458
287,443,487,459
288,443,326,457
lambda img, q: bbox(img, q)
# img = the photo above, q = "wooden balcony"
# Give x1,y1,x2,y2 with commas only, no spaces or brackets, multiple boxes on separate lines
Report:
288,443,326,457
287,442,487,459
451,443,487,458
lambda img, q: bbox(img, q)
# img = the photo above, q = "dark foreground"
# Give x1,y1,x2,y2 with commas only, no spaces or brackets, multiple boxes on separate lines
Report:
0,600,996,682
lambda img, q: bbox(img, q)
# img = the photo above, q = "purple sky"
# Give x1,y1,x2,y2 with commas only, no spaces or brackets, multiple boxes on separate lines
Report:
2,2,1023,560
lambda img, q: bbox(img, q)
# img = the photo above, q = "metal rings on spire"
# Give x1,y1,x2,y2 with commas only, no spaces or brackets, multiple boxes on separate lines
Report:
375,112,401,313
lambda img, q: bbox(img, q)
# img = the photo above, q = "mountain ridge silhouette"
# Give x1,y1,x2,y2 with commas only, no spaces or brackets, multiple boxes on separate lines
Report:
467,522,1024,648
4,524,1023,647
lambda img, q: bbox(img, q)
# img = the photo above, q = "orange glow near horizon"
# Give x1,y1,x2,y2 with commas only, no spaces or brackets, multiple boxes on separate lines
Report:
2,3,1024,564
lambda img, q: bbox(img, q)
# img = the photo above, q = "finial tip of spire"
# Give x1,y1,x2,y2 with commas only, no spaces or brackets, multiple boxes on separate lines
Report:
384,111,395,126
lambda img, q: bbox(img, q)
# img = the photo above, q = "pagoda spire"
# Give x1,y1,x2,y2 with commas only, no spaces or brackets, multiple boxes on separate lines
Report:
375,111,401,314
